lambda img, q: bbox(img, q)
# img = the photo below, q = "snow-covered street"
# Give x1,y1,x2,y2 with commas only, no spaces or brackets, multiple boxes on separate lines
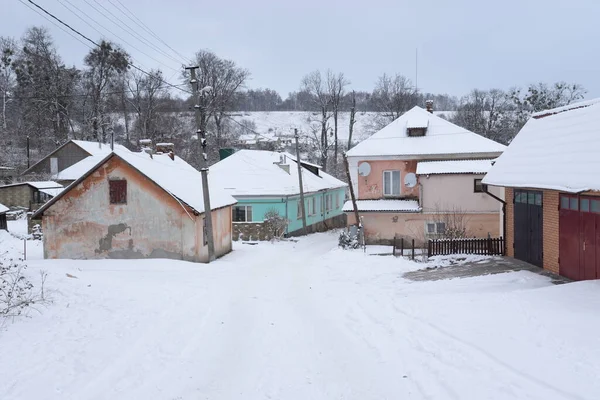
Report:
2,231,600,400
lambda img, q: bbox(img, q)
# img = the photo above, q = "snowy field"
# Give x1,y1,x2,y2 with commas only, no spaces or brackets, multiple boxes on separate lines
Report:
1,229,600,400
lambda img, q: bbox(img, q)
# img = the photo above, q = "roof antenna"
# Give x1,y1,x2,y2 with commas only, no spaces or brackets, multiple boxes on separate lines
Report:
415,48,418,93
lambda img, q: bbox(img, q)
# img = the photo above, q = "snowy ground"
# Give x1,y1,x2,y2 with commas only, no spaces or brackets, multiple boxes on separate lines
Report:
1,229,600,400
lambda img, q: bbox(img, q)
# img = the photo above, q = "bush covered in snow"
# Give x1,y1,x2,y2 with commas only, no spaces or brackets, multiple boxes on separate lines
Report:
339,230,361,249
0,261,47,319
263,209,289,240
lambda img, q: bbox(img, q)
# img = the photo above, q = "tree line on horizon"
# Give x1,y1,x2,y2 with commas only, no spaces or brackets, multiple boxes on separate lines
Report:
0,25,587,176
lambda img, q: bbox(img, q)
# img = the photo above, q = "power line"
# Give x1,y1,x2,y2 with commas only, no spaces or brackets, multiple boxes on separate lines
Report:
66,0,181,73
109,0,191,64
21,0,191,95
17,0,94,50
85,0,186,66
7,84,189,100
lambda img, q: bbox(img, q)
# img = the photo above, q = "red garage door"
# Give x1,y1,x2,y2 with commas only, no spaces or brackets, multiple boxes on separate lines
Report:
559,195,600,280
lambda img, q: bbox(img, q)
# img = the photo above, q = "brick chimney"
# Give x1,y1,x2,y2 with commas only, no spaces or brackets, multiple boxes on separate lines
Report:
273,153,290,174
156,142,175,157
425,100,434,114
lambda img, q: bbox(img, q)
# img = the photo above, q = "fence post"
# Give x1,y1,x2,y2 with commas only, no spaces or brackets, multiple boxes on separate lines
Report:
401,237,404,257
393,234,396,256
411,239,415,260
427,239,432,258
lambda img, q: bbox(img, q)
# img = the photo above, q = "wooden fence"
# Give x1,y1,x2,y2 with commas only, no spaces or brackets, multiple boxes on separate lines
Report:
427,237,505,257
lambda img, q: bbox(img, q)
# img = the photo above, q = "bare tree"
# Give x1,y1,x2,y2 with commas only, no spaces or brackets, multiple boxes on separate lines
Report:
327,70,349,169
301,70,331,170
83,40,130,143
127,69,169,143
185,50,249,158
372,73,419,123
0,37,16,131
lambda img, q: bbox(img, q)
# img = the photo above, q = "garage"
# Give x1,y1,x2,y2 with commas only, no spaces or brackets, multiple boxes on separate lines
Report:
513,190,543,267
559,194,600,280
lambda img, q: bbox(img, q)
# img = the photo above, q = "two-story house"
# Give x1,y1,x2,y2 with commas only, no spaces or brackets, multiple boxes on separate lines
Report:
345,105,506,244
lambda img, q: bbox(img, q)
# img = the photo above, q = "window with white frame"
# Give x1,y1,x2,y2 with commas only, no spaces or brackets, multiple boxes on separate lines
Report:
335,192,339,209
297,201,303,219
425,221,446,236
233,205,252,222
383,170,401,196
308,197,316,216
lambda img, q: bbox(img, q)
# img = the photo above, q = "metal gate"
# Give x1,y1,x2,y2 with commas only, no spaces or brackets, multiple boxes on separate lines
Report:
514,190,543,267
559,194,600,280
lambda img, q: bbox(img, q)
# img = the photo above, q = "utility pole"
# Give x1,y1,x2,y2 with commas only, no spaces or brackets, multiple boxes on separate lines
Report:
343,152,360,227
294,128,307,235
26,136,30,169
187,66,216,261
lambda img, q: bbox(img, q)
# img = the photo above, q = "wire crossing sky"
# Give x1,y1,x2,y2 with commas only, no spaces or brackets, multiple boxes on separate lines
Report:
5,0,600,98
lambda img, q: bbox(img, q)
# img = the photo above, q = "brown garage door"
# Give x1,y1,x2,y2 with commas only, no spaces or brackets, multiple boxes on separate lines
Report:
559,195,600,280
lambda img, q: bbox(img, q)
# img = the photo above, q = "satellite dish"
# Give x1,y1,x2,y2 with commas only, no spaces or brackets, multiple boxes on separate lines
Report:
358,162,371,177
404,172,417,188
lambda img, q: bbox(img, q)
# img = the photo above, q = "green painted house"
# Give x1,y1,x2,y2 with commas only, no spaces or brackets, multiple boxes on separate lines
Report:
210,150,347,240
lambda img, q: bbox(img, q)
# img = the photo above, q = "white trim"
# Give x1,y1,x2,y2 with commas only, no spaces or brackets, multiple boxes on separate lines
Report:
383,170,401,196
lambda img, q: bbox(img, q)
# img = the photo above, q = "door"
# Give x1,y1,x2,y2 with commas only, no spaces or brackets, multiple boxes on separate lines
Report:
559,195,600,281
50,157,58,175
514,190,543,267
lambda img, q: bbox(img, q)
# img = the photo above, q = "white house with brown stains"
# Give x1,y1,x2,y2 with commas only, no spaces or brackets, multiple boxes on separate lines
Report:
32,148,237,263
345,104,507,244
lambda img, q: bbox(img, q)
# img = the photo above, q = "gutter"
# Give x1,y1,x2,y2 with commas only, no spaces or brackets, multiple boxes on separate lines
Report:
483,187,507,255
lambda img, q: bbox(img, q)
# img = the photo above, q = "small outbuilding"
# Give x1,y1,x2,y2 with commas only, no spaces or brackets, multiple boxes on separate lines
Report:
0,202,8,231
32,149,237,263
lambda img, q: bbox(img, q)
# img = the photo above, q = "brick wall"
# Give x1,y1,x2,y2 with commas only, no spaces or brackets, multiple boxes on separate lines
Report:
0,185,32,208
542,190,559,274
505,188,514,257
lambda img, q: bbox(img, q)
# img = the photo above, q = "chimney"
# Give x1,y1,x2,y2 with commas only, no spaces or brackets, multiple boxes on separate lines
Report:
140,139,153,155
156,142,175,156
273,153,290,174
425,100,434,114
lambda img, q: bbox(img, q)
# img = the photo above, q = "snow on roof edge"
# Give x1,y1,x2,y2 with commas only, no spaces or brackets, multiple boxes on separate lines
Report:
481,177,591,194
532,98,600,118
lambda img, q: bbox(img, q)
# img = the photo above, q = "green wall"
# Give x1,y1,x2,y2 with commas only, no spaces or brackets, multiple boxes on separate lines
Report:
233,187,346,234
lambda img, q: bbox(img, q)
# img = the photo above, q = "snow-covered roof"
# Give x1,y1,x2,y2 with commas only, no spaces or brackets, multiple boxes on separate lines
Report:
342,199,421,212
27,181,62,189
406,116,429,129
39,187,64,197
0,181,62,190
72,140,130,156
210,150,347,197
54,151,198,182
483,98,600,193
347,106,506,158
416,159,495,175
34,150,236,218
0,203,8,213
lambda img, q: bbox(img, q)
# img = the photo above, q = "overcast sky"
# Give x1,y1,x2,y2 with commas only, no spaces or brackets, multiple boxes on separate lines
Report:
4,0,600,99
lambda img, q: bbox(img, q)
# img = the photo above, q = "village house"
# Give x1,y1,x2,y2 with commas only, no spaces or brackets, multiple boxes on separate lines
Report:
22,139,130,184
210,149,347,240
32,148,237,263
0,181,64,211
483,99,600,281
345,103,506,244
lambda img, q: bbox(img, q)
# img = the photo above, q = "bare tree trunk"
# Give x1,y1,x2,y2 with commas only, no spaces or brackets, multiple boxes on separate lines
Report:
333,108,338,167
320,106,328,171
2,90,6,130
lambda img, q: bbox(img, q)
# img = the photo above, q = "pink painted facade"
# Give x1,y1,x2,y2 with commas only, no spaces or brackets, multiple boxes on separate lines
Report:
357,160,419,199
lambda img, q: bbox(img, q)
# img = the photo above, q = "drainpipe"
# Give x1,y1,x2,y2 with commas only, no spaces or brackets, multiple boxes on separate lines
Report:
484,187,507,254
